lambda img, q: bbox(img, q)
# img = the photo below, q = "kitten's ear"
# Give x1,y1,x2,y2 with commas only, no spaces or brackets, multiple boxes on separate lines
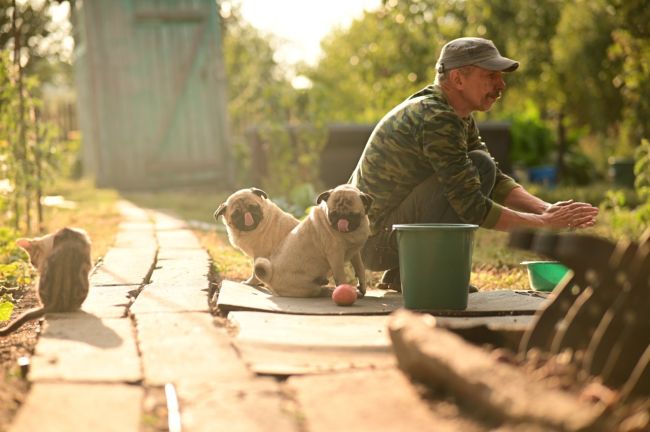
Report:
16,238,32,251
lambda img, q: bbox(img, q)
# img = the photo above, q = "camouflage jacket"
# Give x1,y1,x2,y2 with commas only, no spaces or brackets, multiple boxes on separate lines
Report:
349,84,519,234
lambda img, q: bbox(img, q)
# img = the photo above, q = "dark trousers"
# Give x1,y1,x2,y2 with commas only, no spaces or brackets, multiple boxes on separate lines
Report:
361,150,496,271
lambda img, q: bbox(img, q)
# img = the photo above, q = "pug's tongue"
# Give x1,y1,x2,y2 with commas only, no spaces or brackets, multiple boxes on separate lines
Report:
244,212,254,227
337,218,350,232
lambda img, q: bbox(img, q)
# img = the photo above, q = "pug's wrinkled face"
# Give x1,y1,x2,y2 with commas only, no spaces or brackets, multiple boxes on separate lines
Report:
214,188,268,232
317,185,373,234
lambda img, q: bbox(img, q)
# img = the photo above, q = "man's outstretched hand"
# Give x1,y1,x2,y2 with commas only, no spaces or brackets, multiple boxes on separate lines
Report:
543,200,599,229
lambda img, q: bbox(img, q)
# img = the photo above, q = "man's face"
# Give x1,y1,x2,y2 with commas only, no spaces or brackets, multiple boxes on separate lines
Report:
457,66,506,112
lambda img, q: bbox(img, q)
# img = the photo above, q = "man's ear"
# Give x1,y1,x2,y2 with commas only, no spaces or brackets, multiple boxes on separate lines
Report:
450,69,464,88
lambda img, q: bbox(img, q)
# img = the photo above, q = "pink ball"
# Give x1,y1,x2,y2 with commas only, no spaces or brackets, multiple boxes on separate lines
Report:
332,284,357,306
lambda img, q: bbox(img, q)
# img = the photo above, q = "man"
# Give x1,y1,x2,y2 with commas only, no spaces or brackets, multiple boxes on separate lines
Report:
349,37,599,289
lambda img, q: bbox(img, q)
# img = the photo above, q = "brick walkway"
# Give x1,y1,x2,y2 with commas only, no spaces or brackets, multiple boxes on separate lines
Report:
9,200,459,432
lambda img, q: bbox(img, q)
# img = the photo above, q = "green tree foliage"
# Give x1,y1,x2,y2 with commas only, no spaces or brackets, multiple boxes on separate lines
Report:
220,1,325,193
0,0,67,89
220,2,294,133
550,0,622,133
608,0,650,150
0,3,72,233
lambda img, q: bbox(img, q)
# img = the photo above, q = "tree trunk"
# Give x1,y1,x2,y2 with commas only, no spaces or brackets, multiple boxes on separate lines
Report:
12,0,30,233
555,111,567,184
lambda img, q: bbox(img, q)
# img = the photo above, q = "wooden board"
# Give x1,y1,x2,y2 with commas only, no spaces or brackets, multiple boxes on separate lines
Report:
229,312,394,375
217,280,548,316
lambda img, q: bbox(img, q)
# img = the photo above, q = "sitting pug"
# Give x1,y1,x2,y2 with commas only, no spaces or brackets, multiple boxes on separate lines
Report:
254,184,373,298
214,188,299,285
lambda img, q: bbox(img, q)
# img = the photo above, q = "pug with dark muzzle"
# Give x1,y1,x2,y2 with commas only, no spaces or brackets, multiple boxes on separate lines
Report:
214,188,299,285
254,184,373,298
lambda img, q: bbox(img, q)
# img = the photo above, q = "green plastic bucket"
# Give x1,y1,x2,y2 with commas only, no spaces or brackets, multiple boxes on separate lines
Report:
521,261,571,292
393,223,478,310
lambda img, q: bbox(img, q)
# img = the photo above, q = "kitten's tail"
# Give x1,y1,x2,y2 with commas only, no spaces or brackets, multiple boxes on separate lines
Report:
0,307,46,336
253,258,272,284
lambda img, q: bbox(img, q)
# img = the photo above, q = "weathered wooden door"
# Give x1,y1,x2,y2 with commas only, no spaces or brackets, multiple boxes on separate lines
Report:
74,0,232,189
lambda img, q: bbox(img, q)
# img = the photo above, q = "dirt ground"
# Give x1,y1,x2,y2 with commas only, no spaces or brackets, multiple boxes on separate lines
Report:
0,287,40,432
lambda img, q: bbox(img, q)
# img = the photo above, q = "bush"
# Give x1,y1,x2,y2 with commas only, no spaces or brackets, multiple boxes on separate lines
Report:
508,103,555,167
562,150,601,185
255,123,327,197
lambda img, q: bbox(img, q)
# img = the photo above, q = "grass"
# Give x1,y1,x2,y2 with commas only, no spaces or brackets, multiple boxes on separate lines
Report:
42,178,122,262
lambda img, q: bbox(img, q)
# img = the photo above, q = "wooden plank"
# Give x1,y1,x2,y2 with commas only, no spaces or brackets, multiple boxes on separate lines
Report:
388,310,605,431
435,315,534,351
229,312,394,375
288,368,459,432
218,280,402,315
217,280,547,316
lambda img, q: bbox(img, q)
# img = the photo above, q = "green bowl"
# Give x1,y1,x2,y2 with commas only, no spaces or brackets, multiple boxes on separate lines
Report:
521,261,571,292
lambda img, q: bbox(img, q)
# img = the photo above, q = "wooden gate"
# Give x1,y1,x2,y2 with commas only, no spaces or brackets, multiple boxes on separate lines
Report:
73,0,232,189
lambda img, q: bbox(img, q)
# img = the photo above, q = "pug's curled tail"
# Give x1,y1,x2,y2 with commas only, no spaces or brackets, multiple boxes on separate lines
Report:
253,258,272,284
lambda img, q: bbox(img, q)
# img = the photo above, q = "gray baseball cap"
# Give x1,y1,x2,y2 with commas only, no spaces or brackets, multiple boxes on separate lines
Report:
436,37,519,73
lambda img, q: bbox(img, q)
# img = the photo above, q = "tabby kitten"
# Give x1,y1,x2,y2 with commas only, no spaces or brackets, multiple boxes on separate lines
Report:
0,227,92,336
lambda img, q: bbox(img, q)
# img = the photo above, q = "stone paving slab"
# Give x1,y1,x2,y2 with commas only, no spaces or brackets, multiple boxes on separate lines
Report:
157,247,211,262
130,256,210,314
152,211,190,230
82,285,135,318
9,382,143,432
113,230,158,250
288,368,458,432
29,314,141,383
135,312,251,386
230,312,394,375
117,200,151,222
90,246,157,286
156,229,202,249
112,223,156,250
176,379,300,432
